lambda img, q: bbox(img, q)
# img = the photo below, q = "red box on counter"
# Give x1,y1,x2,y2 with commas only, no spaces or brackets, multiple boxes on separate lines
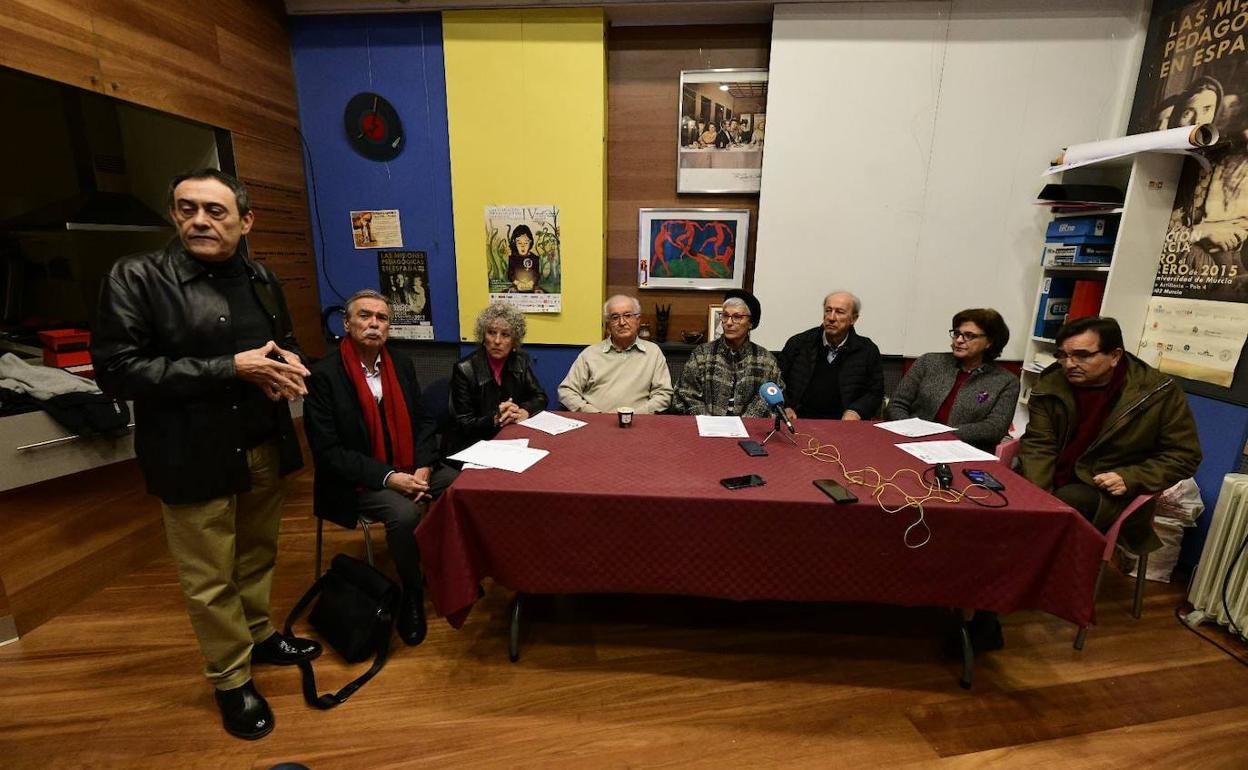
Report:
43,348,93,368
38,328,91,351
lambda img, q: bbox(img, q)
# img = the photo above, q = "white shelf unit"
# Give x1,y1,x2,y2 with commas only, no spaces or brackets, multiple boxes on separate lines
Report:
1014,152,1184,437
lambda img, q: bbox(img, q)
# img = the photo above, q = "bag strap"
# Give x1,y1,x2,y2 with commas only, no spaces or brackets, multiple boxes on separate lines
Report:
283,576,397,711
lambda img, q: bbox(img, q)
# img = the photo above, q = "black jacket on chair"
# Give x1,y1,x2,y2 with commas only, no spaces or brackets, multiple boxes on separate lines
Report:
778,326,885,419
446,348,548,456
303,348,438,530
91,241,303,504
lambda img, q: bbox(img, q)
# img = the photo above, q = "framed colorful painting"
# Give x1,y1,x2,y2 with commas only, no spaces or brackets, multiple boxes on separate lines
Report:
637,208,749,291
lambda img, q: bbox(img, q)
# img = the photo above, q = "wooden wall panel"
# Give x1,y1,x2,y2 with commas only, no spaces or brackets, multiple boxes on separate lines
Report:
0,0,324,637
0,0,324,357
0,1,102,94
606,24,771,341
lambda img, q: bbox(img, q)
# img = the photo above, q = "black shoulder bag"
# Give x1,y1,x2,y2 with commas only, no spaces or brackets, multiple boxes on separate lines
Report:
283,553,399,709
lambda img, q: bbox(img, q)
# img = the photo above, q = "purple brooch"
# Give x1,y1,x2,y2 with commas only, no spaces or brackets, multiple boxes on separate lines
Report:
976,391,990,404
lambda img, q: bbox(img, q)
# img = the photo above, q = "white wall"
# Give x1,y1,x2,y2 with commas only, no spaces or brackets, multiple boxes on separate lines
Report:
753,0,1149,357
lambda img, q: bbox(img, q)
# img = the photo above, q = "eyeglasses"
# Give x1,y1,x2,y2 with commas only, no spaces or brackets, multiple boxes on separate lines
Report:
1054,349,1105,362
949,329,984,341
721,313,751,324
607,312,640,324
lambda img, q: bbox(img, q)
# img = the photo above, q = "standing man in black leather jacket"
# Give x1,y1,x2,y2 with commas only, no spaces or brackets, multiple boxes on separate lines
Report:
778,291,885,422
92,169,321,741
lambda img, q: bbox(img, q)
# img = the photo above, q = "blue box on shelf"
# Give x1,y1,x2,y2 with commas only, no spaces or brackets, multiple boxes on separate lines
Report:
1045,215,1120,241
1034,276,1075,338
1043,242,1113,265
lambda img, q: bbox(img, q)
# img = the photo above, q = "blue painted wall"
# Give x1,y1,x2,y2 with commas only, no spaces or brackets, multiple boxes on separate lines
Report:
1180,393,1248,568
289,14,459,341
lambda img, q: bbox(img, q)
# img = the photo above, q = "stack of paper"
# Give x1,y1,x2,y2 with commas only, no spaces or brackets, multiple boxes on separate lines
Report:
894,440,998,464
518,411,587,435
449,439,549,473
875,417,953,438
695,415,749,438
458,439,528,470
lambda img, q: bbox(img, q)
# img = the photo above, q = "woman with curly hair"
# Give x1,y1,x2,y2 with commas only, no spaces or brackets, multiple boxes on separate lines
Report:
447,302,549,456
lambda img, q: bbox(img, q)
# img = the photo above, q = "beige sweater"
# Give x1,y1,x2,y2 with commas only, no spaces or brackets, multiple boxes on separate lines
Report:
557,338,673,413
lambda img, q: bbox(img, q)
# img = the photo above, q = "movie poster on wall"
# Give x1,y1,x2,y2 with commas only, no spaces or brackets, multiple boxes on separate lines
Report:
350,209,403,249
377,250,434,340
1127,0,1248,384
677,69,768,194
484,205,561,313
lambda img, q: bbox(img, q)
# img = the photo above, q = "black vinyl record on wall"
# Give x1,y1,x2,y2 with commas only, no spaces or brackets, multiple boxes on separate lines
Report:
344,92,404,161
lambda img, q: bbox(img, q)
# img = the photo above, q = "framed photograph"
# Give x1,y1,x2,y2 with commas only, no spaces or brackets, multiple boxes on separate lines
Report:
677,68,768,194
708,304,724,341
637,208,750,291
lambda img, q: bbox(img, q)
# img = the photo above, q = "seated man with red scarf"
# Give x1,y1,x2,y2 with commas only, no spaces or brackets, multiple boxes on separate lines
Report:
304,289,456,646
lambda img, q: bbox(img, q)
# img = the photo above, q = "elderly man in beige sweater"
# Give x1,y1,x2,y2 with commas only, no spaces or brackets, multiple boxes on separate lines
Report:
558,295,674,414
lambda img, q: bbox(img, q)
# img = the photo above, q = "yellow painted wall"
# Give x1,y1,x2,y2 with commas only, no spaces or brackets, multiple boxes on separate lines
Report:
443,8,606,345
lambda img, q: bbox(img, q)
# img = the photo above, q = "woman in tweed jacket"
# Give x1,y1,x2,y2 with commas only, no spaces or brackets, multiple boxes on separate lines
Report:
885,308,1019,452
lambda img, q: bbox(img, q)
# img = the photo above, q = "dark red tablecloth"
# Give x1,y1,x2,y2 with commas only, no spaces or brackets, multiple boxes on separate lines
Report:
416,413,1104,628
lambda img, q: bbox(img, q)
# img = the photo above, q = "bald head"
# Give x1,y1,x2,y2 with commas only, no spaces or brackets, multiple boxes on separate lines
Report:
822,291,860,345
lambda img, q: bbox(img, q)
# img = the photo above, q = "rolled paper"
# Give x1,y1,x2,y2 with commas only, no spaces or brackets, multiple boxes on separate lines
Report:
1046,124,1218,175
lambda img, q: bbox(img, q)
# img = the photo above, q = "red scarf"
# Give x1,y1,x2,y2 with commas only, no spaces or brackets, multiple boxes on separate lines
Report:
340,337,415,473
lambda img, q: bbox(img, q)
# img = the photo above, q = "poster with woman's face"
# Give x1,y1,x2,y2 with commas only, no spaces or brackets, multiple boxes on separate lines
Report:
1129,0,1248,388
1129,0,1248,305
484,205,562,313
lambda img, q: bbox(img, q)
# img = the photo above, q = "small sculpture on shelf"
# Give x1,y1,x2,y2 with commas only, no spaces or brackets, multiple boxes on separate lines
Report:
655,304,671,343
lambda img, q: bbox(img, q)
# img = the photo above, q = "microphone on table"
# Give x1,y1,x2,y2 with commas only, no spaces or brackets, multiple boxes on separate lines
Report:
758,381,795,433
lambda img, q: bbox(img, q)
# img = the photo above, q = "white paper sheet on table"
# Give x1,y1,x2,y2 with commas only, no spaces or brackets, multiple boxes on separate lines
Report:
461,439,528,470
894,440,998,464
449,439,548,473
875,417,954,438
517,411,587,435
695,415,748,438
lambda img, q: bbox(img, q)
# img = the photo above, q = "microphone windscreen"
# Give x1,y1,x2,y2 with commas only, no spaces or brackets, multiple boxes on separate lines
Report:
758,381,785,407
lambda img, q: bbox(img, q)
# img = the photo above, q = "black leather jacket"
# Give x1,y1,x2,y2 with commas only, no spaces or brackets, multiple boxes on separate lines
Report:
91,241,304,504
778,326,885,419
447,347,548,456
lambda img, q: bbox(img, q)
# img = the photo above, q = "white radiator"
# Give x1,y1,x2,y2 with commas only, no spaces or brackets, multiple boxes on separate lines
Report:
1187,474,1248,639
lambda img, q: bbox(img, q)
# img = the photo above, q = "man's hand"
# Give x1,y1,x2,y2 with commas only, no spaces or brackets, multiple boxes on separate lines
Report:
1092,471,1127,496
386,470,431,500
784,407,797,424
234,340,310,401
842,409,862,421
411,466,432,502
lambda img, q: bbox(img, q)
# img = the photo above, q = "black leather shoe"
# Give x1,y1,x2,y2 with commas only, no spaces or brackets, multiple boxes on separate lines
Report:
214,680,274,740
251,631,322,666
398,590,428,646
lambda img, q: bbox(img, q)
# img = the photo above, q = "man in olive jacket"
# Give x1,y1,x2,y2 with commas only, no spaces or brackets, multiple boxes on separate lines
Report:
1019,317,1201,553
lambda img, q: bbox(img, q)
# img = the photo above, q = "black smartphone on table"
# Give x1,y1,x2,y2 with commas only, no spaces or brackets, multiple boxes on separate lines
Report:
813,478,858,503
963,469,1005,491
738,440,768,457
721,474,766,490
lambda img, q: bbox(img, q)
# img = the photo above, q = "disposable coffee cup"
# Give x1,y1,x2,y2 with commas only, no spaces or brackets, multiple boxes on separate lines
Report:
617,407,634,427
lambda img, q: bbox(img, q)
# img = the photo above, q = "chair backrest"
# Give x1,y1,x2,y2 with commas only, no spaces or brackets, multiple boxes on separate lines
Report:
421,376,451,445
995,437,1020,467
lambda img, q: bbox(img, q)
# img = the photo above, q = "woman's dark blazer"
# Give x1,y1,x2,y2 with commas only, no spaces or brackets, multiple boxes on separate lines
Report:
446,347,548,456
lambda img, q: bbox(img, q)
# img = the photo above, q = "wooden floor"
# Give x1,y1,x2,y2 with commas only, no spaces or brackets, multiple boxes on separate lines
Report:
2,465,1248,769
